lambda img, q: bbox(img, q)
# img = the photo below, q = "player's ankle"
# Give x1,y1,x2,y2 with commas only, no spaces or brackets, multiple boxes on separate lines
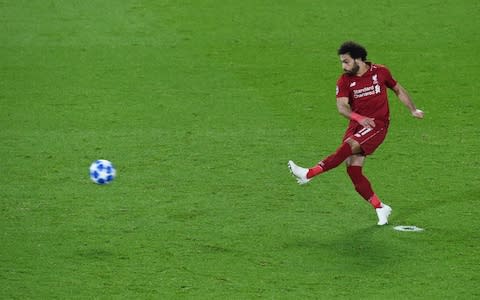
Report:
369,194,382,209
307,165,323,179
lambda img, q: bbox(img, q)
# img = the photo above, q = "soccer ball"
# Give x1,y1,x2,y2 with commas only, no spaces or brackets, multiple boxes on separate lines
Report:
89,159,116,185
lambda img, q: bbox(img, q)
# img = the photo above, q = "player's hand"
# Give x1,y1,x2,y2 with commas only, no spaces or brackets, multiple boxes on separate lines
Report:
350,112,376,128
411,109,424,119
359,117,376,129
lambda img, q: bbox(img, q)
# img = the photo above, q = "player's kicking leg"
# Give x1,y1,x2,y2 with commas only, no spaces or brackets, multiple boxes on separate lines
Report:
288,140,356,185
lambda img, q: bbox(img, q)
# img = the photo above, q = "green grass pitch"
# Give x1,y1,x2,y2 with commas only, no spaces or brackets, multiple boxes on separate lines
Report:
1,0,479,298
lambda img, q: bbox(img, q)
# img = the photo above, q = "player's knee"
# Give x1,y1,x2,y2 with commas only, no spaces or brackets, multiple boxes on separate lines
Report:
345,138,362,154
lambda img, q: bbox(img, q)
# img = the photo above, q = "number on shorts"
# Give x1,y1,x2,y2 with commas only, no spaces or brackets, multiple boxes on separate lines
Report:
354,127,373,138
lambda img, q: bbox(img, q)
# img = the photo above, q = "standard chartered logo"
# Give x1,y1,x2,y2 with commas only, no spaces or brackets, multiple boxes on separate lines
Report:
353,85,381,99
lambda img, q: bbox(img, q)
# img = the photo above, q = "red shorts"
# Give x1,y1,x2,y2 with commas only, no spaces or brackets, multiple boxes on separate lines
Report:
342,120,389,156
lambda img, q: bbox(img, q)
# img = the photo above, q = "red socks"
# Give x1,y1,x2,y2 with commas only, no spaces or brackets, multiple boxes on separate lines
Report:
368,194,382,209
307,165,323,179
307,142,353,179
347,166,382,208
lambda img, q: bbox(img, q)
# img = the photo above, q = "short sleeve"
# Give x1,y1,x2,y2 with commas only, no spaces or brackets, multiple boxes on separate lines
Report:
382,67,397,89
336,76,350,98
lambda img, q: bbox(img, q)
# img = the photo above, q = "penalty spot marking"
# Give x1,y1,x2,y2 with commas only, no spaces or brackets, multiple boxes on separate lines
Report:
393,225,424,232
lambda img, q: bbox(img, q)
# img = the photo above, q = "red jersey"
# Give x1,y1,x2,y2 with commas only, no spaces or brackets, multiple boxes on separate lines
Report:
336,63,397,123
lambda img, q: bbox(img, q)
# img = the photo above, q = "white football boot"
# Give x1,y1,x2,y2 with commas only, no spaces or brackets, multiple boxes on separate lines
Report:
288,160,311,185
376,204,392,225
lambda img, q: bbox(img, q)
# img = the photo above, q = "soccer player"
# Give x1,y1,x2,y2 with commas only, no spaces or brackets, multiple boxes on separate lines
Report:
288,41,424,225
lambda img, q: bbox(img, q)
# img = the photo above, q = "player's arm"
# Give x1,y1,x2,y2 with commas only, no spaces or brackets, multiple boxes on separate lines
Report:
336,97,376,128
392,83,424,119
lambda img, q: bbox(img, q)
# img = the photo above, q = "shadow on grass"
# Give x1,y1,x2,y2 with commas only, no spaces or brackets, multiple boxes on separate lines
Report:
286,225,395,271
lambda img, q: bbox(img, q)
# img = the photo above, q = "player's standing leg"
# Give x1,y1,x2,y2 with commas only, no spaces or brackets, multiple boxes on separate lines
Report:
345,155,391,225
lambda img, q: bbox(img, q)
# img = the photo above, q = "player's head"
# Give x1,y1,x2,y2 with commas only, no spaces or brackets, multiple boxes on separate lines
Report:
338,41,368,75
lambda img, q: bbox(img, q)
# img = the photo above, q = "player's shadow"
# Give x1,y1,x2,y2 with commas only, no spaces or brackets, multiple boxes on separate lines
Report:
290,225,394,271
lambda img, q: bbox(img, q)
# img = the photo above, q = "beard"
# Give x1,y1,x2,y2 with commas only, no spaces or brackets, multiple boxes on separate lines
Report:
344,62,360,75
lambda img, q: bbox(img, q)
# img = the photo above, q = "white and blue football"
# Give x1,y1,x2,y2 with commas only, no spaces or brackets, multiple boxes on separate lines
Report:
89,159,116,185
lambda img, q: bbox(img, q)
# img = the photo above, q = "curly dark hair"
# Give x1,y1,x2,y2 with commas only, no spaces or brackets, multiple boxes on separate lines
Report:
337,41,368,61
